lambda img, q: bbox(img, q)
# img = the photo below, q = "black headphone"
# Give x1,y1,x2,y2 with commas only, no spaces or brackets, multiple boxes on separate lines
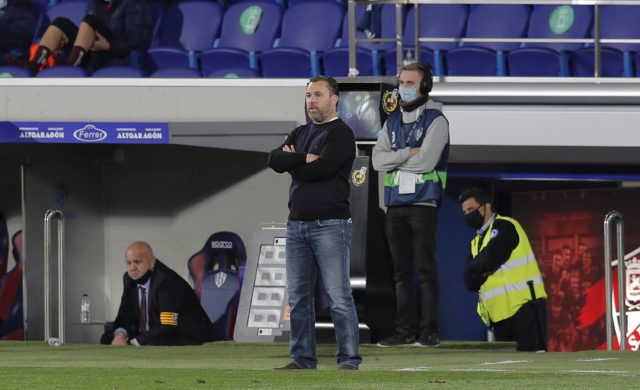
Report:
398,63,433,96
416,63,434,96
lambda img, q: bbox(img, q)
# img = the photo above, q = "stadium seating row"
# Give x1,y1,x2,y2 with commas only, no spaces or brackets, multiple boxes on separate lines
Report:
7,1,640,78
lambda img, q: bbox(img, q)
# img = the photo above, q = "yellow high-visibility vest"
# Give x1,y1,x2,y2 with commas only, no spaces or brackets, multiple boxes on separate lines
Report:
471,215,547,324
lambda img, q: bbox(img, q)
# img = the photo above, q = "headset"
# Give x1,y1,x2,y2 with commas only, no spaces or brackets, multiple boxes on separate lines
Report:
398,63,433,96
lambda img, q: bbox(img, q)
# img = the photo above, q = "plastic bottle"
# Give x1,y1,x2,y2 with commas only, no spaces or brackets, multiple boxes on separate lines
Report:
81,294,91,324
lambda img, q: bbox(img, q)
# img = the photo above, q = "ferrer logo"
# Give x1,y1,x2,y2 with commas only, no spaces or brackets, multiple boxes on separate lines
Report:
211,241,233,249
73,124,107,142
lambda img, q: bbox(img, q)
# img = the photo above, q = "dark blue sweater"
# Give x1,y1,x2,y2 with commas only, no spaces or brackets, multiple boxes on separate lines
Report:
268,118,356,221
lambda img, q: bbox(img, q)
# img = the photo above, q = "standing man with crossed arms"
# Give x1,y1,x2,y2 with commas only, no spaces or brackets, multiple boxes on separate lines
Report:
373,63,449,348
268,75,361,370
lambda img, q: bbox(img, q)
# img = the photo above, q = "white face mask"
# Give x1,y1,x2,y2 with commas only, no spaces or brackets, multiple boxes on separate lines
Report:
398,86,418,103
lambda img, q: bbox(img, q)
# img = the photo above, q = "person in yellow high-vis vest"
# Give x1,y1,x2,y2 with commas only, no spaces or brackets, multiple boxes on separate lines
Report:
459,187,547,352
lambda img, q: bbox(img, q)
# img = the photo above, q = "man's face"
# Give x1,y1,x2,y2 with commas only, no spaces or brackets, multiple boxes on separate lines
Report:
306,81,338,124
398,69,423,97
461,197,487,219
125,247,154,281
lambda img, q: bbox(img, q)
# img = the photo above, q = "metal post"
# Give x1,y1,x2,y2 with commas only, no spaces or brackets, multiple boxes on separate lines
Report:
593,4,601,78
44,209,65,346
347,0,357,77
414,3,420,65
604,210,626,351
395,4,403,75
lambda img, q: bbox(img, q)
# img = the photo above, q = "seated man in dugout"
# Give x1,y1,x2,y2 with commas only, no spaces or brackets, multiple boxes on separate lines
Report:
101,241,215,346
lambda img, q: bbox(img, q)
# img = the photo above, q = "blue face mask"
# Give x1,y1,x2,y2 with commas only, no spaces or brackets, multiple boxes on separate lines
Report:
0,0,6,9
398,86,418,103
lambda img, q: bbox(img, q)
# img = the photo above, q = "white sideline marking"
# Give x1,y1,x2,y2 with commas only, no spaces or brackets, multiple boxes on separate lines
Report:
396,367,431,372
577,358,620,362
482,360,530,365
451,368,513,372
565,370,629,374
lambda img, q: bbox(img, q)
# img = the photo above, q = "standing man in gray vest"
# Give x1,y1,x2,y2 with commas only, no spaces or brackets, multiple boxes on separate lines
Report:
372,63,449,347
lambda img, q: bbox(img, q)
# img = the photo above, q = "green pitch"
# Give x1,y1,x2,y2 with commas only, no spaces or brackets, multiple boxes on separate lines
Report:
0,341,638,389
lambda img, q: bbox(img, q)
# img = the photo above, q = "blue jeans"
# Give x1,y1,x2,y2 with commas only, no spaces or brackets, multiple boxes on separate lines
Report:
286,219,362,369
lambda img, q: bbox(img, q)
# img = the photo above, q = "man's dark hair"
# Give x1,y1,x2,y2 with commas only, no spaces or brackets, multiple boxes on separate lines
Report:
308,75,339,96
458,187,492,205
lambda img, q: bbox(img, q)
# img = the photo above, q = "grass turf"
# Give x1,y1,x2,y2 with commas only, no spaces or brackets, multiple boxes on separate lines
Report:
0,341,638,389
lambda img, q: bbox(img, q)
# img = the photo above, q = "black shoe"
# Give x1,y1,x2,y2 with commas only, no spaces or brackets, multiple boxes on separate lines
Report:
338,363,359,370
416,333,440,347
376,334,416,347
273,361,303,370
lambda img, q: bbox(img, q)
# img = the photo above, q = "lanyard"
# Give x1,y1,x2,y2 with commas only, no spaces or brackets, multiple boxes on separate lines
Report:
402,110,425,148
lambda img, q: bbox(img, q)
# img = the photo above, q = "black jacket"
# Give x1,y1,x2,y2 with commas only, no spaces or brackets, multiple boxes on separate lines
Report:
111,259,214,345
0,0,36,52
268,118,356,221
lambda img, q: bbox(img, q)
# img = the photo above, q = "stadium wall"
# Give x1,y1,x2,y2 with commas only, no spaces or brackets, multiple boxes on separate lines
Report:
2,77,640,341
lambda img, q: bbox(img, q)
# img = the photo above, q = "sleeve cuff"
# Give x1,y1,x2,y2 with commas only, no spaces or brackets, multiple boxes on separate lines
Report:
114,328,128,338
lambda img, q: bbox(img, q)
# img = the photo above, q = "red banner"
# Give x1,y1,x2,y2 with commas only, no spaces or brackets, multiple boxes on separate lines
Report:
513,188,640,351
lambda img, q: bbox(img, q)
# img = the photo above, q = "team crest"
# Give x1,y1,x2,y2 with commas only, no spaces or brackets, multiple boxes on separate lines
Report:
382,90,399,114
215,272,228,287
415,127,424,141
352,167,368,186
613,252,640,350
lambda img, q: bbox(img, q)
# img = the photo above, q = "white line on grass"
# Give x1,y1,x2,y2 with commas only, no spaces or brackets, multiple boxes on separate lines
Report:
576,358,620,362
396,367,431,372
565,370,629,374
451,368,513,372
482,360,530,365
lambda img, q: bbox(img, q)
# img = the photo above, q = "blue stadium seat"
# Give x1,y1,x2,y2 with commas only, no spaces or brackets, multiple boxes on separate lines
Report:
260,2,343,77
447,5,531,76
36,65,87,77
571,47,625,77
150,67,201,78
91,66,145,78
200,1,282,77
384,4,468,76
206,67,260,78
188,232,246,341
287,0,343,8
508,5,593,76
570,5,640,77
322,5,374,77
0,66,32,78
144,1,223,73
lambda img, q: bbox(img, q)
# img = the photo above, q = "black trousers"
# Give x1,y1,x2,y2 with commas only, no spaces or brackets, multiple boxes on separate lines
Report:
385,205,440,338
493,299,548,351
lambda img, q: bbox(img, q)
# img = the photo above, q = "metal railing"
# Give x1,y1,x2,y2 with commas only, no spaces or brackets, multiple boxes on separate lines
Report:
603,210,626,351
44,209,65,347
347,0,640,78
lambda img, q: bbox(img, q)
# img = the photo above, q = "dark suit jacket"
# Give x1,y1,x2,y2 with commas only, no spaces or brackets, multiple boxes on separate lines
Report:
109,259,214,345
